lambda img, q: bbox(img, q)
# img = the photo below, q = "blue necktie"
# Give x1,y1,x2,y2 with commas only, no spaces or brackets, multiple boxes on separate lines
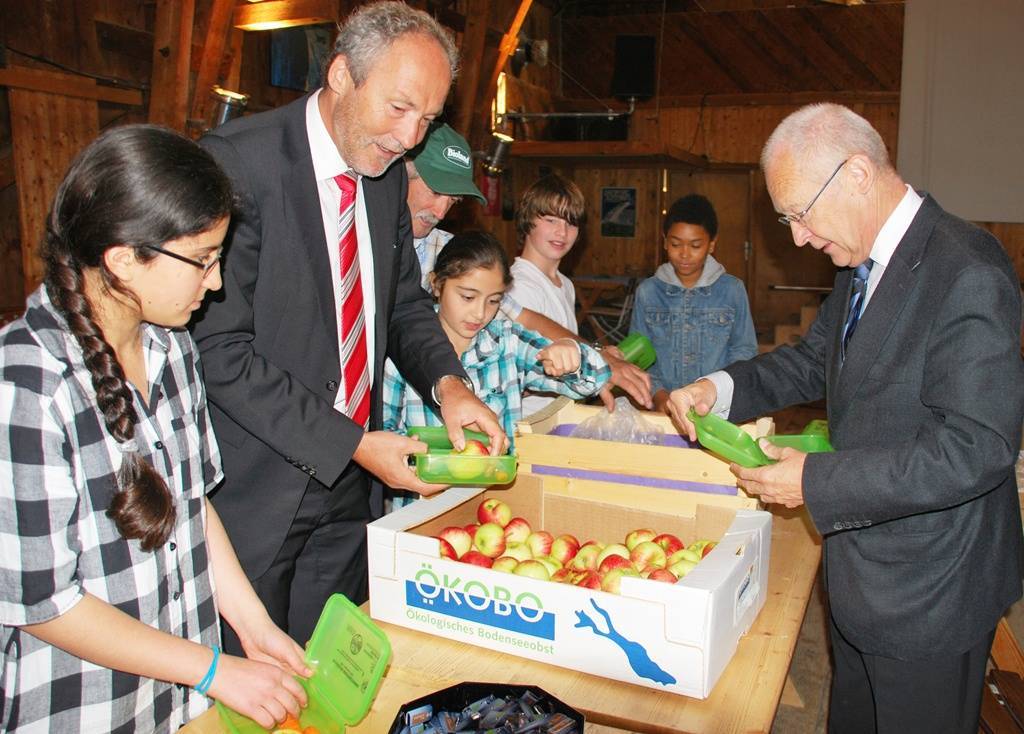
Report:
841,260,873,362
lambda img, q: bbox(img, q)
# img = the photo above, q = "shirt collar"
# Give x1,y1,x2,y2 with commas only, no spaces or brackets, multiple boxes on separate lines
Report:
30,287,171,373
868,184,923,268
305,90,352,183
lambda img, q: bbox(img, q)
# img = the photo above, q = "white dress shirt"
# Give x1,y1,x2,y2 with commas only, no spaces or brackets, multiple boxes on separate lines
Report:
706,184,924,418
305,91,377,415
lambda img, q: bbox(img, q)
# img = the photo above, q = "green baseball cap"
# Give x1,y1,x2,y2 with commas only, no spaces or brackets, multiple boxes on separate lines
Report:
409,124,486,204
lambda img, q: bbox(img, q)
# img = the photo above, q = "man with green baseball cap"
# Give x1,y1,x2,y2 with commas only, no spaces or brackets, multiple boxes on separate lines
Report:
405,124,485,290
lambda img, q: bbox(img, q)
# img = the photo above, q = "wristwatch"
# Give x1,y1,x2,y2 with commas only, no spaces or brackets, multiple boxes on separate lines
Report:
431,374,474,404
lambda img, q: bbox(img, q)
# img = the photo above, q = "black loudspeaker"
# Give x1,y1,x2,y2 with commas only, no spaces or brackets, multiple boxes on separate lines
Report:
611,35,657,101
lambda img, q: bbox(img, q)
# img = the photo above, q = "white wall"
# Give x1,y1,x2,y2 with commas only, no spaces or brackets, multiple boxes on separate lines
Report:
897,0,1024,223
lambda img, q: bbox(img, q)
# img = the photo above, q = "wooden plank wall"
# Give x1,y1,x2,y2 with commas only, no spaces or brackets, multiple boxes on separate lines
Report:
9,84,99,298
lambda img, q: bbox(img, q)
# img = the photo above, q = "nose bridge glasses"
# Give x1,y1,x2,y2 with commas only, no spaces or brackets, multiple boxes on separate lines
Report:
143,245,221,276
778,158,849,226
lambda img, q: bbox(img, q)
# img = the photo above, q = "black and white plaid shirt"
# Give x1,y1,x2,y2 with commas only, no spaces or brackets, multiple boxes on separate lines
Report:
0,288,223,733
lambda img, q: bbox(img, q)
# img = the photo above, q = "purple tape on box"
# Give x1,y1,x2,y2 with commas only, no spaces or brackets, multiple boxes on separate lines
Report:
529,464,737,496
534,424,734,494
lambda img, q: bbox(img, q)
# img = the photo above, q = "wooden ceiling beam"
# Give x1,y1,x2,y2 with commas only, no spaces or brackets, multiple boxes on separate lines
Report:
232,0,339,31
677,16,755,92
479,0,533,141
189,0,237,132
797,6,885,89
0,66,143,106
559,90,899,107
452,0,490,140
149,0,195,131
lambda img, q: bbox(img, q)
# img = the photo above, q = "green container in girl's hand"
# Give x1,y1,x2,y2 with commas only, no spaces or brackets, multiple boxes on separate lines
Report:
615,332,656,370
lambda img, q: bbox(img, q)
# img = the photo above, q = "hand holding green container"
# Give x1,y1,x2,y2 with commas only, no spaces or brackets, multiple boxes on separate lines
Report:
217,594,391,733
688,410,833,468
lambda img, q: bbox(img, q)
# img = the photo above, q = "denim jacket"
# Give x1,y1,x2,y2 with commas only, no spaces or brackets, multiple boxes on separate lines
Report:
629,256,758,394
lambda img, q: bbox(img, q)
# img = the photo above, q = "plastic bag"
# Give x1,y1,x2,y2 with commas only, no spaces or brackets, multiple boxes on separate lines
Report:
568,396,664,445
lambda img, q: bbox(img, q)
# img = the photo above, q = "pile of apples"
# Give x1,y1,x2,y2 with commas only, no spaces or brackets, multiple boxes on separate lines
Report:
433,498,717,595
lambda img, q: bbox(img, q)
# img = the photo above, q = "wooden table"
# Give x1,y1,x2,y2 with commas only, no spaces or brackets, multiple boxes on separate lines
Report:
182,508,821,734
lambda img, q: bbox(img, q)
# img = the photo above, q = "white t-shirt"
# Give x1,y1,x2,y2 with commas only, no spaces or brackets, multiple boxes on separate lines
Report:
508,257,579,416
508,257,577,332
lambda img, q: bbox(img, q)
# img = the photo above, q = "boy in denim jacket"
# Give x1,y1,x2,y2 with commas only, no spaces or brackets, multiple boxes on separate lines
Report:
630,194,757,413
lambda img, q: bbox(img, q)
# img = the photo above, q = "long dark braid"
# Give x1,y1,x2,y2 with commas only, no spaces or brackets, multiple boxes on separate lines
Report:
41,125,232,551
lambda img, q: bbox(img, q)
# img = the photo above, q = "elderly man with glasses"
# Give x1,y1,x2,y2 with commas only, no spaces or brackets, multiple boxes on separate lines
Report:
667,103,1024,734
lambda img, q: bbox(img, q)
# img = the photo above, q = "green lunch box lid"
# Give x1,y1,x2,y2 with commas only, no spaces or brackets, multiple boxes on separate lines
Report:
406,426,491,450
217,594,391,733
688,410,770,468
762,433,833,454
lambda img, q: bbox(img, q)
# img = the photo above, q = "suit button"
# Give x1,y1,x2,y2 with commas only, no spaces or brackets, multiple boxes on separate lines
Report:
327,380,338,391
309,469,316,477
833,522,843,531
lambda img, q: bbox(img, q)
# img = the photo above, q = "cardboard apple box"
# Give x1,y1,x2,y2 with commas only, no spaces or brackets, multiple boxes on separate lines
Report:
367,473,771,699
515,398,773,512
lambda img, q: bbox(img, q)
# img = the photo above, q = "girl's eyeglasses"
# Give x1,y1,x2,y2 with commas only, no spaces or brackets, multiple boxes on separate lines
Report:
143,245,221,276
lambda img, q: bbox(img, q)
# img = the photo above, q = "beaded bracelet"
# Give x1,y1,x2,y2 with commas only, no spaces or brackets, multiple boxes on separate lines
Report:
194,645,221,696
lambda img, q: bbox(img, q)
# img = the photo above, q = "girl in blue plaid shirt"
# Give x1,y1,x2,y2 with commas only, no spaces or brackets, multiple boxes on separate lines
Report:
383,231,611,506
0,126,309,732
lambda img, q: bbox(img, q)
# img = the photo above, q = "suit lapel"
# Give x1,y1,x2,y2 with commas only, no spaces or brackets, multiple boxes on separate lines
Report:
280,98,339,366
830,195,939,424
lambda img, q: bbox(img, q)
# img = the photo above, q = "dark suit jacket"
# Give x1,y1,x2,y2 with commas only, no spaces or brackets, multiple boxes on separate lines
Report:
726,195,1024,659
192,95,464,577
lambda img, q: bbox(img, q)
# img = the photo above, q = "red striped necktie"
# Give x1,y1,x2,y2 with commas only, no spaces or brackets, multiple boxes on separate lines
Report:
334,172,370,428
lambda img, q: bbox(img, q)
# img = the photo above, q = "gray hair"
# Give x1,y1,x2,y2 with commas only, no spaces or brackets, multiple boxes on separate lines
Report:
761,103,892,179
330,1,459,86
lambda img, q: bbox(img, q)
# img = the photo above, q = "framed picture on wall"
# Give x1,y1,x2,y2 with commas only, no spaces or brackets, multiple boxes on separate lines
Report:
600,187,637,237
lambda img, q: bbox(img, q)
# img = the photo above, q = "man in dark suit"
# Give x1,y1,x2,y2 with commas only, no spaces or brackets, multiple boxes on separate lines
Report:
192,1,505,653
668,103,1024,733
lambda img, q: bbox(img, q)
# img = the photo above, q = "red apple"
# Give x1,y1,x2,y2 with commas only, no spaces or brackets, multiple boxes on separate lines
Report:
438,538,457,560
646,568,678,584
491,556,519,574
460,550,494,568
569,544,602,571
598,554,634,575
652,533,684,556
573,570,602,590
464,524,480,542
596,543,630,570
477,498,512,527
689,539,718,558
550,568,572,583
536,556,562,576
526,530,554,558
624,528,657,551
630,541,668,572
437,526,472,559
458,439,489,456
503,541,533,562
512,560,551,581
600,567,640,594
550,534,581,566
668,548,701,566
667,557,698,579
473,521,507,558
503,517,532,544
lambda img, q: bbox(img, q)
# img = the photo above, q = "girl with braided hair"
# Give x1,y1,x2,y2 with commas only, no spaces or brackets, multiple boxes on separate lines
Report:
0,125,311,732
